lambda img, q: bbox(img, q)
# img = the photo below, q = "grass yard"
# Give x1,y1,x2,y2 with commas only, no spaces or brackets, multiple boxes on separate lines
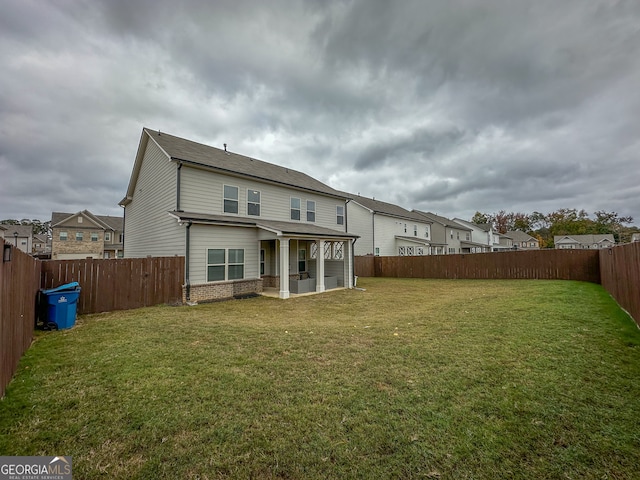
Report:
1,278,639,479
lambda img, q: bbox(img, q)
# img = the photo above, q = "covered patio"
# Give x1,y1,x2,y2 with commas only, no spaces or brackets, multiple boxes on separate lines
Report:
256,220,358,299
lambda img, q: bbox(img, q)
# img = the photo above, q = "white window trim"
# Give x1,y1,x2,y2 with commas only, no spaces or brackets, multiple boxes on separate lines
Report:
206,248,245,282
223,184,240,215
306,200,316,222
290,197,301,221
247,189,261,217
336,205,344,225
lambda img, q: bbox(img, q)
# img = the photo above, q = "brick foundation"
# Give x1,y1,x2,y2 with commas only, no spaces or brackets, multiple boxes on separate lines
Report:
261,275,279,288
183,278,263,303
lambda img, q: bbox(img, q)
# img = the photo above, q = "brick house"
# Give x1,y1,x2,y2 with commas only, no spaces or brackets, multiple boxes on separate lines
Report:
51,210,124,260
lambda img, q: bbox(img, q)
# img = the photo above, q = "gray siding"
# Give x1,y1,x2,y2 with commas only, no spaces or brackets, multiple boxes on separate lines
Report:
347,202,374,255
189,225,260,284
180,166,346,231
124,139,183,257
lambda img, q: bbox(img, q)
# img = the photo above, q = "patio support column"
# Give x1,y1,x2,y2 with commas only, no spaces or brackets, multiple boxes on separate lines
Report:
279,238,290,299
316,239,325,292
345,240,353,288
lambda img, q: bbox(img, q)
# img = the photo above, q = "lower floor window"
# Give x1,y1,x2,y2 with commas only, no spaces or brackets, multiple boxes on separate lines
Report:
207,248,244,281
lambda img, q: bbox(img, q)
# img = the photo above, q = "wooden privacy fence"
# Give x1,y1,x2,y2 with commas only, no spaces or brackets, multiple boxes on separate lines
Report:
41,257,185,315
0,240,41,398
599,242,640,327
356,249,601,283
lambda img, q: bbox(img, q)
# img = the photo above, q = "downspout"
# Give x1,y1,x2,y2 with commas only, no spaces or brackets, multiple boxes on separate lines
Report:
345,198,357,287
121,204,126,256
176,162,183,212
372,211,376,255
185,221,192,302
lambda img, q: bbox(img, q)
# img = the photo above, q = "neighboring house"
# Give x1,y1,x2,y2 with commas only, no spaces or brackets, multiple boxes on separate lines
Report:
33,234,52,258
554,234,615,250
119,128,358,302
51,211,124,260
412,211,473,254
342,194,435,256
506,231,540,250
632,233,640,243
499,234,514,250
452,219,513,253
2,225,33,253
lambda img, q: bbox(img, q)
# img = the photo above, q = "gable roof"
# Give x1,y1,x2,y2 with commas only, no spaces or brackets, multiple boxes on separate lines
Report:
505,230,537,242
554,234,615,244
51,211,123,231
122,128,347,205
412,210,472,231
342,193,431,223
2,225,33,238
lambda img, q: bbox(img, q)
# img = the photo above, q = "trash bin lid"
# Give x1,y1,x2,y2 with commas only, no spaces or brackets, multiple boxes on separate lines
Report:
41,281,80,294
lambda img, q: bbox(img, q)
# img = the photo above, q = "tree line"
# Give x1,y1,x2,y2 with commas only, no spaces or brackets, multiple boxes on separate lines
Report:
1,219,51,235
470,209,638,248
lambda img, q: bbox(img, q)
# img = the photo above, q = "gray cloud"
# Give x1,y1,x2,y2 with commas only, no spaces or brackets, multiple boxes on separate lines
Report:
1,0,639,226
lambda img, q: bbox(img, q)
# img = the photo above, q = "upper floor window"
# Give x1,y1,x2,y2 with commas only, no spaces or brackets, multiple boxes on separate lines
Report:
450,230,454,239
404,224,407,233
291,197,301,220
224,185,239,214
119,233,124,243
91,232,99,242
77,217,83,224
306,200,316,222
336,206,344,225
456,232,460,240
76,232,83,241
466,233,470,241
425,227,430,239
247,190,261,216
413,225,417,237
105,232,111,242
59,231,68,241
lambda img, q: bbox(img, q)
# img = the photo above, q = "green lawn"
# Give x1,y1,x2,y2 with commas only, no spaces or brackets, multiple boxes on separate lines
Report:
1,278,639,479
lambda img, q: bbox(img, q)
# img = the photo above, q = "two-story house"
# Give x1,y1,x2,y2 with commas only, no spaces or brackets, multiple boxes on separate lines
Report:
451,219,506,253
506,231,540,250
119,128,358,302
554,234,615,249
51,211,124,260
1,225,33,254
412,211,472,254
342,194,436,256
32,234,51,258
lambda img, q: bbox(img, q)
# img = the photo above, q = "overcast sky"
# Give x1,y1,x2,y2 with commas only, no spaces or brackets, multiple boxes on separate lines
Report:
1,0,639,225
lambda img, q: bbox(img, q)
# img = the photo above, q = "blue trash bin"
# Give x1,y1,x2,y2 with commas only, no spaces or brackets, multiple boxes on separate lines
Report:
41,282,81,330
